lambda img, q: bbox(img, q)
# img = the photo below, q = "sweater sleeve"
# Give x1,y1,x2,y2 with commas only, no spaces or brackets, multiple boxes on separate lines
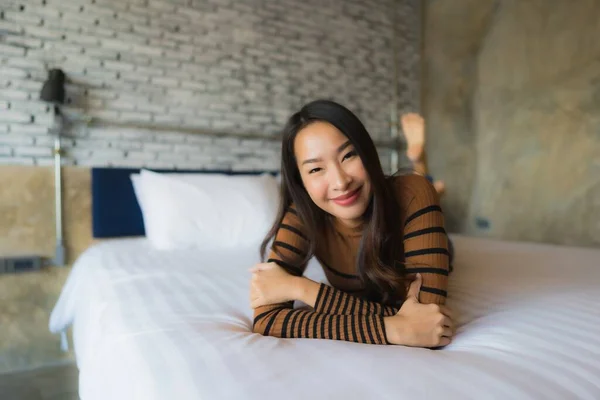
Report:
253,303,388,344
252,205,389,344
313,283,400,317
252,204,308,336
263,205,310,276
401,175,450,305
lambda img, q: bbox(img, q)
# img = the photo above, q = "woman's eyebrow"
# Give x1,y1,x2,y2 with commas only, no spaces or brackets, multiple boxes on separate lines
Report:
302,157,321,165
337,140,352,153
301,140,352,165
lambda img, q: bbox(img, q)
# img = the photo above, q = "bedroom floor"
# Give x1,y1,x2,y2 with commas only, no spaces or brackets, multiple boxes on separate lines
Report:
0,363,78,400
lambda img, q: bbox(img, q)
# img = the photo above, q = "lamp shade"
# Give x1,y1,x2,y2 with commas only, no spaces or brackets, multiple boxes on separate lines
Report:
40,68,66,104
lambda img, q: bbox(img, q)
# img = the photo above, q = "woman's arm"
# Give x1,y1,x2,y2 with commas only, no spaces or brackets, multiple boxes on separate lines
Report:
251,205,389,344
401,175,450,305
292,278,400,316
252,196,451,346
254,272,451,348
254,279,451,347
253,302,389,344
252,204,310,325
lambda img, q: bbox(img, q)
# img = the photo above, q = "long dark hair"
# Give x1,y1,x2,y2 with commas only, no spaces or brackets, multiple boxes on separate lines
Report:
260,99,409,305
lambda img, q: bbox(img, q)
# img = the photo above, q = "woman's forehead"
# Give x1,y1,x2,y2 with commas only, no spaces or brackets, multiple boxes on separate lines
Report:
294,122,349,155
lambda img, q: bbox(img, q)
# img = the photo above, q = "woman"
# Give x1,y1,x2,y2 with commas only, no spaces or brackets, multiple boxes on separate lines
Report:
250,100,453,348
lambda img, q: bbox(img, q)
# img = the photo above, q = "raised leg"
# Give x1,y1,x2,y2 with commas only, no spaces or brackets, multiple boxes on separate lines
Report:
400,113,445,198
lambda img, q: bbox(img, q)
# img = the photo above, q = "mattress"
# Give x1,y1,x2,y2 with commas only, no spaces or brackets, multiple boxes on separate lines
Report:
49,235,600,400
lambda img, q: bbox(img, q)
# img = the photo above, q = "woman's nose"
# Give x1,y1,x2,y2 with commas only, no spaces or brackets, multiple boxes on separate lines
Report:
331,165,352,191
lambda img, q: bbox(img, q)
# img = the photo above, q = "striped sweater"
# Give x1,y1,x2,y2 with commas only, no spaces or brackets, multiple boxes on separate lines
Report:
253,174,450,345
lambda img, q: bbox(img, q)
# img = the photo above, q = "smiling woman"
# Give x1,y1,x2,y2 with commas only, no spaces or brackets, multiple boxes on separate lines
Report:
250,100,453,348
294,121,372,228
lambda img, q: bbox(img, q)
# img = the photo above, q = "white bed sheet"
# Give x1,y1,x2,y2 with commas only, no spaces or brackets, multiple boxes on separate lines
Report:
49,235,600,400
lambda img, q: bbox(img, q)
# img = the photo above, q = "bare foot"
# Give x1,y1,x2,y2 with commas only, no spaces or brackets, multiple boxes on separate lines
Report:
433,180,445,197
400,113,425,162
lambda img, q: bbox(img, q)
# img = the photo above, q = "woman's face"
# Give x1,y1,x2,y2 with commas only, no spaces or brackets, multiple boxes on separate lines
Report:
294,121,372,227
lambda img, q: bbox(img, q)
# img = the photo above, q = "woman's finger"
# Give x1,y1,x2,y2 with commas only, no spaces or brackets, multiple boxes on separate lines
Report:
249,284,258,298
250,263,270,273
250,265,265,273
439,305,453,318
441,327,453,338
442,316,453,329
250,296,263,308
406,273,422,299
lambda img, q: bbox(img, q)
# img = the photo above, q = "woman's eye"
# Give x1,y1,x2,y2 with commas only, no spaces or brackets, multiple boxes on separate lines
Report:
343,150,357,161
309,167,322,174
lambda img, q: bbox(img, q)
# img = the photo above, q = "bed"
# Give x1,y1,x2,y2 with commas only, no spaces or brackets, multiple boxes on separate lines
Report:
49,168,600,400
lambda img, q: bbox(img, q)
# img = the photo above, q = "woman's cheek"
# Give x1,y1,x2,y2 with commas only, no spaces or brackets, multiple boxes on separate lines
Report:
306,178,328,205
315,179,330,201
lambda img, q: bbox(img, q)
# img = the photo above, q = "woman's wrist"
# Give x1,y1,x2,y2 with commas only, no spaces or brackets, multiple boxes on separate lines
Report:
290,276,320,307
384,315,410,345
290,276,308,302
383,317,397,344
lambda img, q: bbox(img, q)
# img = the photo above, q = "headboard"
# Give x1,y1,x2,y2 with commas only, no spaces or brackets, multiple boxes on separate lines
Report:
91,167,279,238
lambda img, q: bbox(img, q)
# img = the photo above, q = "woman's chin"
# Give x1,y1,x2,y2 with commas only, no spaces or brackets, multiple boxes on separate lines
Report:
329,202,368,222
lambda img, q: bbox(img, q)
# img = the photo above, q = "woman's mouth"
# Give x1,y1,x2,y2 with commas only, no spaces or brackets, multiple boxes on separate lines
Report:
332,186,362,206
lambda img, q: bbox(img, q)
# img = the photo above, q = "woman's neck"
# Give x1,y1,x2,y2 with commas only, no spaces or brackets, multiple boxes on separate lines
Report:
337,217,362,229
331,215,365,236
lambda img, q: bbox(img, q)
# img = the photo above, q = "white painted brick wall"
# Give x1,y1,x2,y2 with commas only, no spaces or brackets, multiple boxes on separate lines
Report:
0,0,420,171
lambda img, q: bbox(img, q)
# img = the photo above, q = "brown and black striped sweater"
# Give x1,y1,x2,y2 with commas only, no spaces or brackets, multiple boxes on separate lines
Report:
253,174,450,345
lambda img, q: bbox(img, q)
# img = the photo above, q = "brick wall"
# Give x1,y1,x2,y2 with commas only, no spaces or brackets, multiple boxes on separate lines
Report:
0,0,420,172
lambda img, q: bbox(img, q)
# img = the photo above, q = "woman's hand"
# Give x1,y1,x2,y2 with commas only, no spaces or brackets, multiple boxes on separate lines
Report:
249,262,299,308
384,274,454,348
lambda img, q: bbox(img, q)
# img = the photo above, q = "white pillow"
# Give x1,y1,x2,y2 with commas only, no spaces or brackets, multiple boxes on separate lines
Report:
131,170,280,251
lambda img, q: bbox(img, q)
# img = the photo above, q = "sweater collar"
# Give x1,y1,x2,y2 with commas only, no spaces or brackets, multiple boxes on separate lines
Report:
330,215,365,237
